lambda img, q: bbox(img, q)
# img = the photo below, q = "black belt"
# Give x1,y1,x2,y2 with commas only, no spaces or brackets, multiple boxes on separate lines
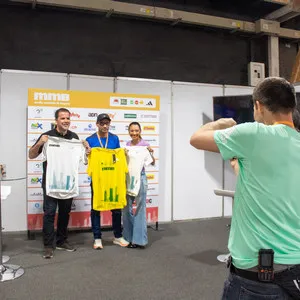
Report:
230,264,262,282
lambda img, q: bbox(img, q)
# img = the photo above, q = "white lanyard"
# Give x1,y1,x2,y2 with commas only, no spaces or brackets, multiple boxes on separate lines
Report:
97,132,109,148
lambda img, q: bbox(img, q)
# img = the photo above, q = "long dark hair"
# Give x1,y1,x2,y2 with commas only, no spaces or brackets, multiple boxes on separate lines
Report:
128,122,142,139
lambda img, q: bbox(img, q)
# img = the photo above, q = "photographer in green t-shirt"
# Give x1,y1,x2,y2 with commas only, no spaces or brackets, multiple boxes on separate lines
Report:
190,77,300,299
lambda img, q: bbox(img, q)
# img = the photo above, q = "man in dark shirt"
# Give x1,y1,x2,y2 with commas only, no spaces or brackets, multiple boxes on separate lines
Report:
29,108,88,259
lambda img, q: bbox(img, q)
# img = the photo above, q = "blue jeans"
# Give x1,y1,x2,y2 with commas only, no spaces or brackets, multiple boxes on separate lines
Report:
123,173,148,246
90,209,122,239
222,273,293,299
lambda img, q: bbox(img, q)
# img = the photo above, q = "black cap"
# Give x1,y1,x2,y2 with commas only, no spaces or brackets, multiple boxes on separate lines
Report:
97,113,111,123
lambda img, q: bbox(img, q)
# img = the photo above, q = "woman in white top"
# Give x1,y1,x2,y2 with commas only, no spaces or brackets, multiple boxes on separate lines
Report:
123,122,155,249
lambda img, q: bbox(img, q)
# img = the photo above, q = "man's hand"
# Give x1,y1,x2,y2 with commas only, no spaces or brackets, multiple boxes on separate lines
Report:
215,118,237,130
230,158,239,176
38,135,48,145
29,135,48,159
82,140,91,155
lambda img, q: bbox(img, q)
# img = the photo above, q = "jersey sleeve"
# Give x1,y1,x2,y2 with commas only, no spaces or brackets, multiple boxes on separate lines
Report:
214,122,259,160
144,148,154,166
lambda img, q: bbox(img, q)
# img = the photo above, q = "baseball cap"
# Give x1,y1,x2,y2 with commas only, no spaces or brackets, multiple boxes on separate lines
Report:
97,113,111,123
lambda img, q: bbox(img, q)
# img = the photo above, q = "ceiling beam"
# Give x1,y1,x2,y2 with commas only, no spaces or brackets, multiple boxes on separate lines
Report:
9,0,300,39
264,0,290,4
265,0,300,22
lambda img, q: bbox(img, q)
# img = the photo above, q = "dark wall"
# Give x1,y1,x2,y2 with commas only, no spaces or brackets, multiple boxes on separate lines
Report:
0,4,292,85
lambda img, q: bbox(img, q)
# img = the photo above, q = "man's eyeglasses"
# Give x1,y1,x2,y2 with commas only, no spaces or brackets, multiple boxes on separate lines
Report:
99,122,110,126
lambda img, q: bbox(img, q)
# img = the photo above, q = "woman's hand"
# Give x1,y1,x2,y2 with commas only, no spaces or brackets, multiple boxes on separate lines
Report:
147,146,154,154
147,147,155,165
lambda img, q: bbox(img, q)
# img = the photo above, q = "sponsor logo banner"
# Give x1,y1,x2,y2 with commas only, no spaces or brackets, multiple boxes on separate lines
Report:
145,195,159,207
28,120,53,132
139,112,159,122
28,89,160,110
27,189,43,200
142,136,159,147
78,174,91,186
124,113,137,119
28,175,43,187
110,97,157,109
146,172,159,184
28,201,43,214
71,200,91,212
28,88,160,230
74,186,91,199
147,184,159,196
27,134,40,147
28,161,43,174
28,107,57,119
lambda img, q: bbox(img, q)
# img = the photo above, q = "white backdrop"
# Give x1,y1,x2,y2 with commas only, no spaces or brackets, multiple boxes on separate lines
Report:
223,85,254,216
172,82,223,220
0,69,254,231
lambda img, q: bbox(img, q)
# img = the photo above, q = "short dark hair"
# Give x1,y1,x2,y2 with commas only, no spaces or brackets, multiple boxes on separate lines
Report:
55,108,70,120
252,77,296,113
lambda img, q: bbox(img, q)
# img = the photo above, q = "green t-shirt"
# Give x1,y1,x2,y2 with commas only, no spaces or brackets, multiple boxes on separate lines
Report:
214,122,300,269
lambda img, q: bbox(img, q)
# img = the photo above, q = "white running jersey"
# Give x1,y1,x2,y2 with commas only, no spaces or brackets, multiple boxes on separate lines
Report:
125,146,153,197
43,136,86,199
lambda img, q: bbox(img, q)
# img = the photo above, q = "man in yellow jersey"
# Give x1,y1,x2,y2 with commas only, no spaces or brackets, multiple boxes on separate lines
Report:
190,77,300,299
86,113,129,250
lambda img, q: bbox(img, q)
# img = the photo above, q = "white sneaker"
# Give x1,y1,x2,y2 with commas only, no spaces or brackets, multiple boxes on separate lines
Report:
93,239,103,250
217,253,230,263
113,237,129,247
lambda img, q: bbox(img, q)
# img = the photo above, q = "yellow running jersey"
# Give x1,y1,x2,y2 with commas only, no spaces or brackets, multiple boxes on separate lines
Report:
87,148,128,211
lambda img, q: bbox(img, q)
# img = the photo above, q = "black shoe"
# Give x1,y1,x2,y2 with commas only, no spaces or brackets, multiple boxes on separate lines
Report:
127,243,145,249
56,241,76,252
43,247,54,259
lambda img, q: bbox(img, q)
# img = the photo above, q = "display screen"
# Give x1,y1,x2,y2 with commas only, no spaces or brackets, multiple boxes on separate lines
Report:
213,95,254,124
260,254,273,267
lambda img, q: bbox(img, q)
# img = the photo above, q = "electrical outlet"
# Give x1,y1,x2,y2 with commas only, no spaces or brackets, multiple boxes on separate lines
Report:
248,62,265,86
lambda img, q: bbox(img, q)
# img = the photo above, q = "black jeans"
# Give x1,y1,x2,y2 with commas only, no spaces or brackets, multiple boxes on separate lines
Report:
43,188,73,248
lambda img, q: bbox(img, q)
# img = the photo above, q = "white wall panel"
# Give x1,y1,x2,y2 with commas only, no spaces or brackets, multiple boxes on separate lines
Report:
172,82,223,220
0,69,67,231
68,74,114,92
